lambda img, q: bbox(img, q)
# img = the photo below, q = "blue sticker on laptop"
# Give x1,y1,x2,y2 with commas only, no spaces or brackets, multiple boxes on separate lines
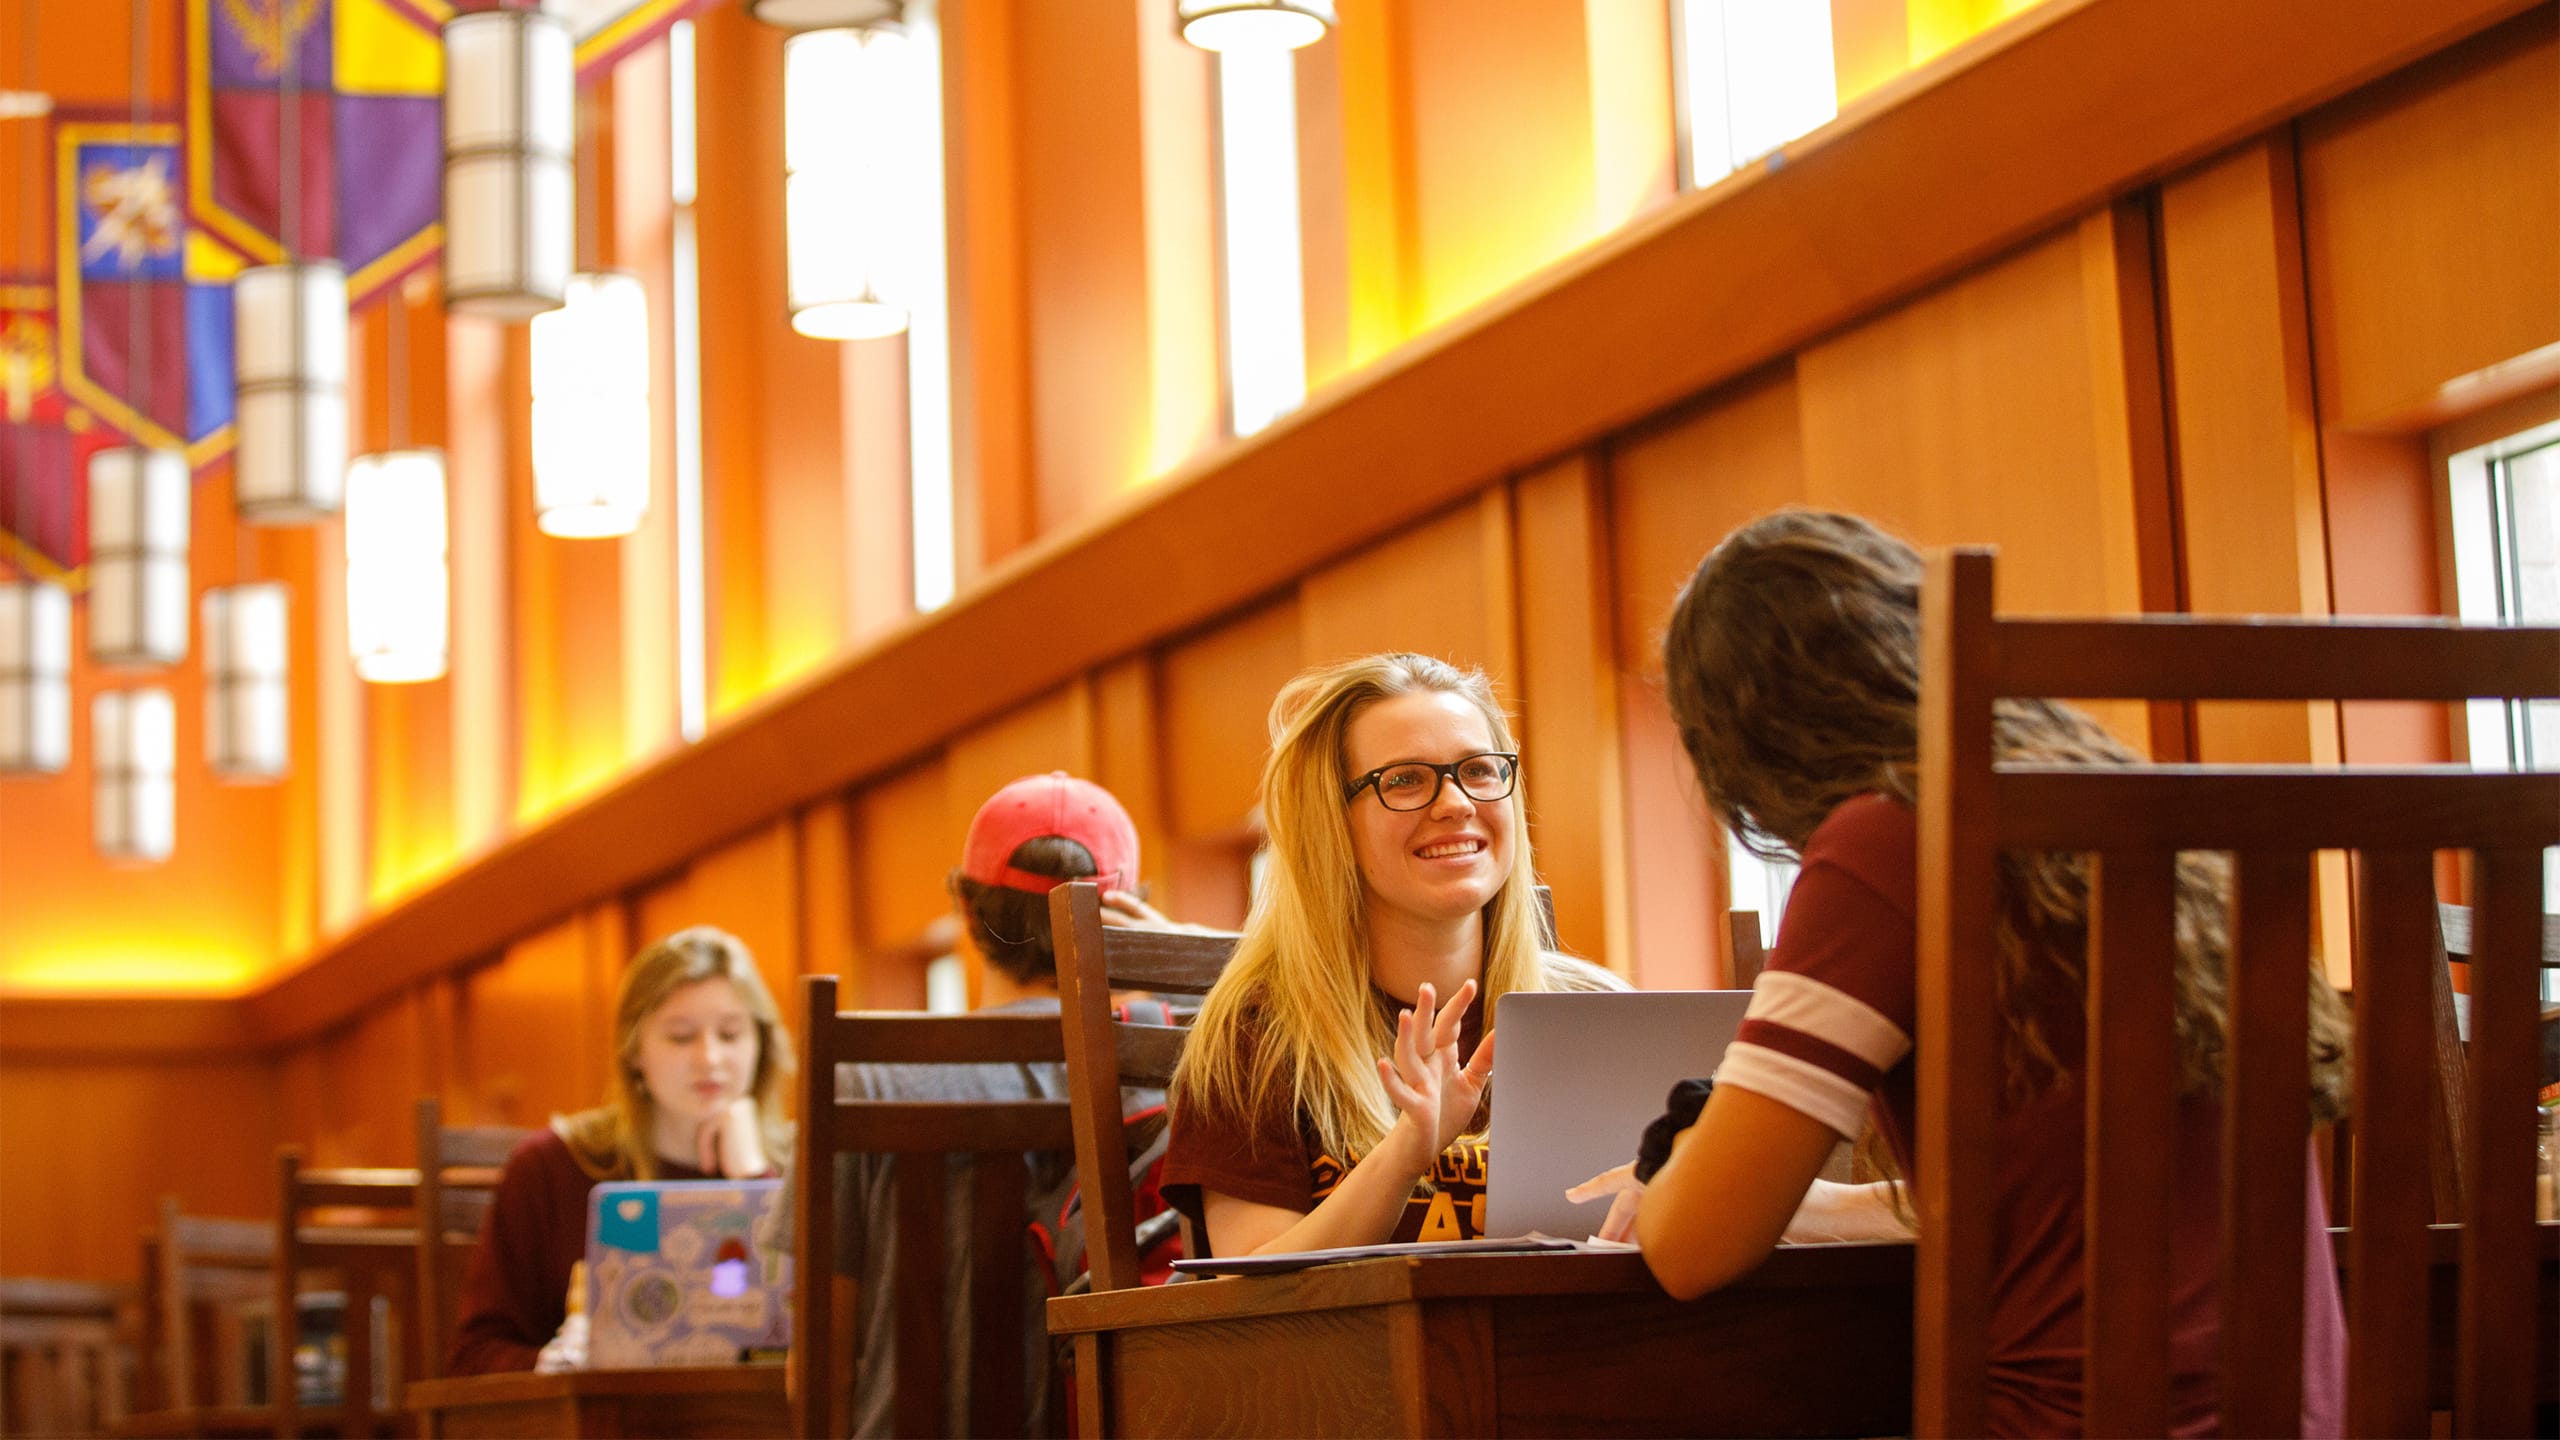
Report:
596,1187,661,1253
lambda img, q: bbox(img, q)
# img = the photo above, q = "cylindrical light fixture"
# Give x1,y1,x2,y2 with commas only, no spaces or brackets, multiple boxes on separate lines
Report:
746,0,900,31
1177,0,1334,51
530,272,651,537
344,449,449,683
203,583,289,778
782,26,910,341
233,260,350,523
93,685,175,862
85,446,192,666
443,8,575,320
0,580,72,774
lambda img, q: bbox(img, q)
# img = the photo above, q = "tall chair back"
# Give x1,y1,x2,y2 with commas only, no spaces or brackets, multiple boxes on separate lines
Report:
146,1200,271,1415
409,1098,527,1382
269,1150,420,1438
793,972,1079,1439
0,1277,134,1437
1913,547,2559,1437
1049,883,1239,1295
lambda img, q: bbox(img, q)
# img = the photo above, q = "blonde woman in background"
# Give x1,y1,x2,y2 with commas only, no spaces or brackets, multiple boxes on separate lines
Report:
448,926,794,1374
1163,652,1622,1256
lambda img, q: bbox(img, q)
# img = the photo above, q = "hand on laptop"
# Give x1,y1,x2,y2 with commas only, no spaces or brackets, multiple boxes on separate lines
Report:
696,1097,769,1178
1566,1162,1645,1243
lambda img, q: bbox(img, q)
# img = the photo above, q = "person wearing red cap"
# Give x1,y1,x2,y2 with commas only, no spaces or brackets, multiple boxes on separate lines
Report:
771,771,1193,1438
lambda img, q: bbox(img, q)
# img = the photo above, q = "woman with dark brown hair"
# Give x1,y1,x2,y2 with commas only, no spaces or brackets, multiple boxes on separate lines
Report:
1579,509,2350,1437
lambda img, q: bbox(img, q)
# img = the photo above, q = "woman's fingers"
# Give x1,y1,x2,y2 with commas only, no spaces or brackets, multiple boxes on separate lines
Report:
1564,1161,1638,1204
1429,979,1476,1055
1599,1186,1644,1243
1460,1027,1496,1086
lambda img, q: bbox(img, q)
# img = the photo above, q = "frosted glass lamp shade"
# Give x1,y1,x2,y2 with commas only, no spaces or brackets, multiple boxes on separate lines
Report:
530,273,651,537
86,446,192,666
443,9,576,320
233,260,350,523
783,28,911,341
747,0,901,31
345,450,450,684
0,580,72,774
93,686,176,862
203,583,290,779
1178,0,1333,51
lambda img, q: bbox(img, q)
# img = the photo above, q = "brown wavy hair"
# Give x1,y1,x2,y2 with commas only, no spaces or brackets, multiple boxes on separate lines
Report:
1663,509,2349,1122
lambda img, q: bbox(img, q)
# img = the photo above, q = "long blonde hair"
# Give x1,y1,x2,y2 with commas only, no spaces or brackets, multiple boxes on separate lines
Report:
1662,510,2350,1122
557,927,798,1180
1173,653,1619,1164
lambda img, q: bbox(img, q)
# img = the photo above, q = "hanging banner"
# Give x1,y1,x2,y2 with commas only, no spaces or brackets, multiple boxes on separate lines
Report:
0,279,99,587
53,121,240,486
186,0,447,304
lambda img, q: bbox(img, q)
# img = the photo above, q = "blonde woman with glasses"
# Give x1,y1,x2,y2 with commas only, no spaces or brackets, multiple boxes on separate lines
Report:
1162,652,1621,1256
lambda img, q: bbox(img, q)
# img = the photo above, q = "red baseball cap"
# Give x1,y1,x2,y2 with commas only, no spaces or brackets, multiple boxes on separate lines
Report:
959,772,1140,895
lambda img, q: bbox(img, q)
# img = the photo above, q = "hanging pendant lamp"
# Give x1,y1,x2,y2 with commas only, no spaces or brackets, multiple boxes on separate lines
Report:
530,273,651,536
783,26,911,340
1177,0,1334,52
747,0,900,31
344,449,450,683
85,445,192,665
93,686,176,861
202,582,289,778
0,580,71,774
443,9,576,320
233,260,351,522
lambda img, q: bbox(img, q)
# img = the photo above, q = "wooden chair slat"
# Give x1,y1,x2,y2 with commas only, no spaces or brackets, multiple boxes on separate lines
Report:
412,1096,531,1384
2082,850,2178,1438
1995,616,2560,702
2455,848,2546,1436
967,1151,1030,1439
432,1129,527,1170
2425,909,2471,1223
1913,548,2000,1439
830,1100,1075,1155
1055,883,1153,1294
1994,768,2560,850
2346,852,2437,1439
1083,927,1237,994
1112,1023,1188,1089
825,1011,1068,1065
2437,901,2560,967
791,975,840,1440
892,1157,946,1440
161,1215,271,1261
2218,850,2312,1438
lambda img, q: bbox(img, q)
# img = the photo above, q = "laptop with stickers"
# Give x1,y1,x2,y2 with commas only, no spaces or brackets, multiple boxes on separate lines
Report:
584,1179,792,1368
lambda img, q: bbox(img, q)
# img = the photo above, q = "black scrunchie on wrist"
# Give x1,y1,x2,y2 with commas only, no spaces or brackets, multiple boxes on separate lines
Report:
1631,1077,1716,1184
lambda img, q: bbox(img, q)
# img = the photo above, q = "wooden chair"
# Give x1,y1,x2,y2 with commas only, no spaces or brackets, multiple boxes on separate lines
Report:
268,1150,420,1439
1050,883,1244,1300
116,1201,273,1437
793,972,1080,1440
1913,546,2559,1437
1,1277,136,1437
1728,910,1768,989
408,1098,526,1383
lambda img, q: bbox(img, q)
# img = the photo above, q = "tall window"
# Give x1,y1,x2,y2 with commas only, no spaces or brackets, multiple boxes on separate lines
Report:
1214,47,1308,437
2444,416,2560,1001
1671,0,1838,190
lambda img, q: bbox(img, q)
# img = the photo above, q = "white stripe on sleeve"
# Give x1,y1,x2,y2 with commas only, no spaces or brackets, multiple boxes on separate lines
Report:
1714,1041,1876,1141
1746,969,1912,1072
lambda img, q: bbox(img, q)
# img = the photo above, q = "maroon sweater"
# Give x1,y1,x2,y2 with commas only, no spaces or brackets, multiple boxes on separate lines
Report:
447,1128,718,1375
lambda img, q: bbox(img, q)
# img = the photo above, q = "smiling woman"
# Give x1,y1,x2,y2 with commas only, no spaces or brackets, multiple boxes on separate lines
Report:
1162,652,1622,1258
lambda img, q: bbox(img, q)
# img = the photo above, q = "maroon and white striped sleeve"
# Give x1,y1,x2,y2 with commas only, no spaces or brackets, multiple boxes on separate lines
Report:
1713,801,1919,1140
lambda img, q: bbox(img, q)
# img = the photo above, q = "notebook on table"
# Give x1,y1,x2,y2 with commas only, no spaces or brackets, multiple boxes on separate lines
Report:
584,1179,792,1368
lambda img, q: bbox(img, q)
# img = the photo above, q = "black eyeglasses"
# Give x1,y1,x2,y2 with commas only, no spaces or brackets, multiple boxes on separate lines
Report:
1342,752,1519,811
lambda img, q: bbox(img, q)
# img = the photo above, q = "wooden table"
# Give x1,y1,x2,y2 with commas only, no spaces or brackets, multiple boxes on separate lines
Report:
1046,1244,1914,1438
404,1366,789,1438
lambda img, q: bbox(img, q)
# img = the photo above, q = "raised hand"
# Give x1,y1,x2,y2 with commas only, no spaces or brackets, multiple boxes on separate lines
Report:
1375,978,1497,1157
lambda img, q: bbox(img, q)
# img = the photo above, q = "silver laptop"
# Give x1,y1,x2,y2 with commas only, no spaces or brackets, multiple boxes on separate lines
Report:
1485,989,1754,1239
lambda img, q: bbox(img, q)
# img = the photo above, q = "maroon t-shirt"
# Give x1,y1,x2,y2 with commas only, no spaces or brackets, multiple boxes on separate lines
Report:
1161,989,1493,1253
1715,793,2345,1438
446,1128,720,1375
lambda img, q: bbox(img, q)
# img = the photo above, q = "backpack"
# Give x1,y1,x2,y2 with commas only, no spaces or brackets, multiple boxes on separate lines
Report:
1026,999,1184,1293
